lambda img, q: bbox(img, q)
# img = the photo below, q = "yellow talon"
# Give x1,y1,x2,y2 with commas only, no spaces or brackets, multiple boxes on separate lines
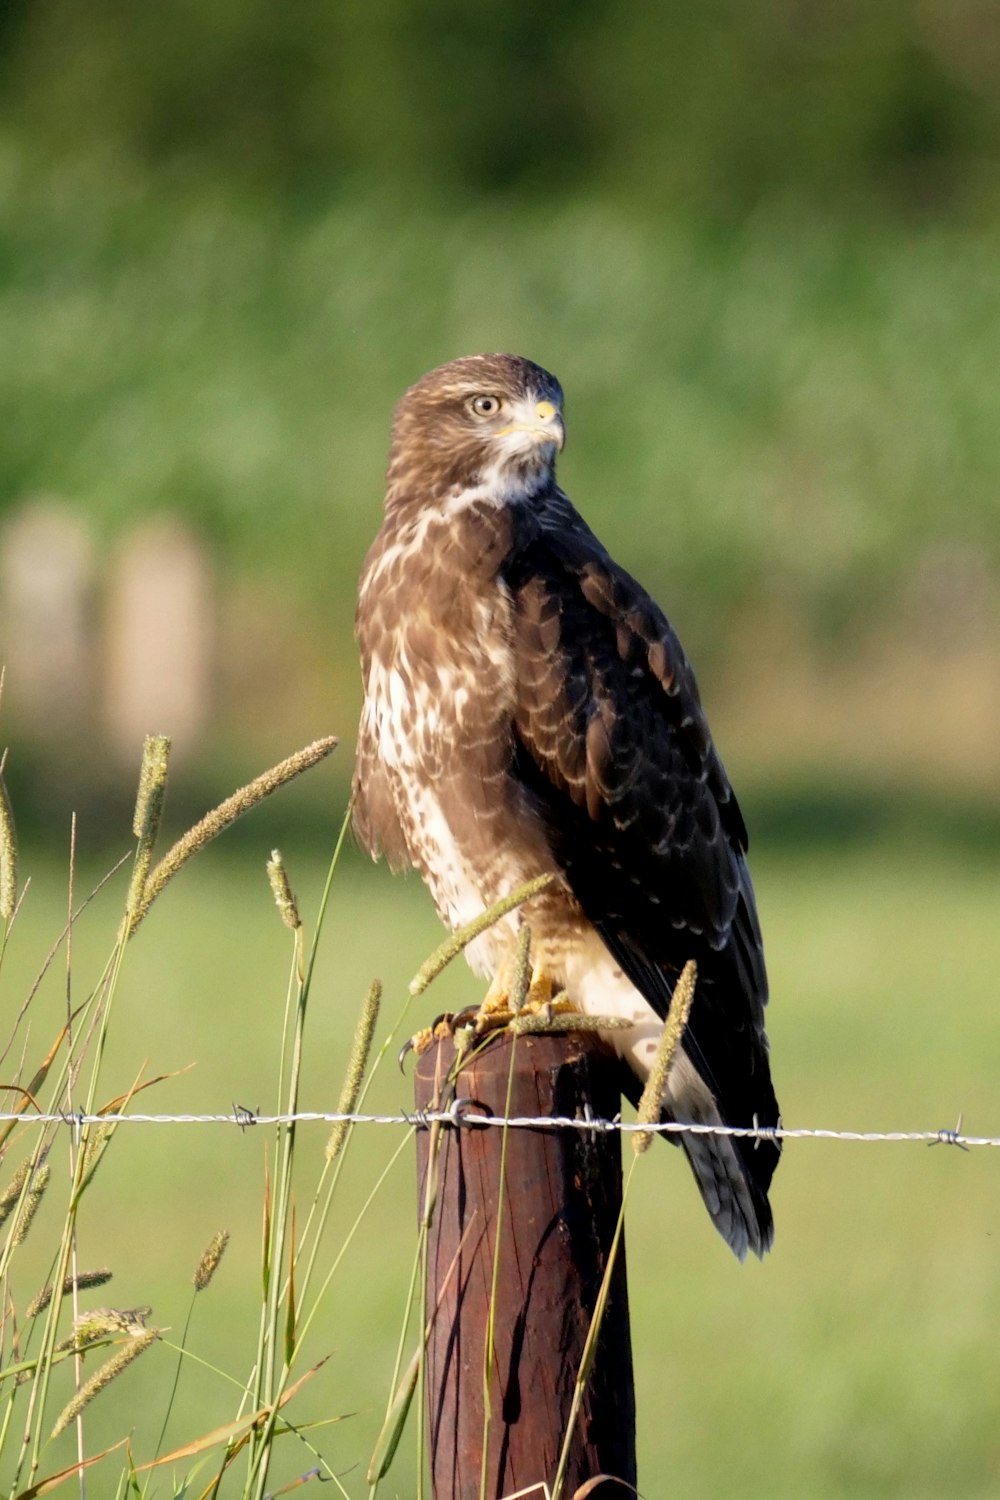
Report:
474,958,576,1032
411,1026,437,1055
405,948,580,1058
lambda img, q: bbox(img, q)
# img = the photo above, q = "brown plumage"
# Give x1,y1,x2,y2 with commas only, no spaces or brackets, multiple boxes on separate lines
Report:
353,353,780,1259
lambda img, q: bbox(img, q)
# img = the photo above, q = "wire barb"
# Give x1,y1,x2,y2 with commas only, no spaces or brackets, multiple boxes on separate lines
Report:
58,1107,86,1149
928,1112,969,1151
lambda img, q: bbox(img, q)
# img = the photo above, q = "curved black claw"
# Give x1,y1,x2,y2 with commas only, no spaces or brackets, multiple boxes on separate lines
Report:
399,1009,483,1073
399,1013,460,1071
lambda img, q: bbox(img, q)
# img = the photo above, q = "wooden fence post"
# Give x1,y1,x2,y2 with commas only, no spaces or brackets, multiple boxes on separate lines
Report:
414,1031,637,1500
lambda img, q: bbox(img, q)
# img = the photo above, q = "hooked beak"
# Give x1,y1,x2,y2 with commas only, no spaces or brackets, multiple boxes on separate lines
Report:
495,396,566,454
533,399,565,452
497,399,566,450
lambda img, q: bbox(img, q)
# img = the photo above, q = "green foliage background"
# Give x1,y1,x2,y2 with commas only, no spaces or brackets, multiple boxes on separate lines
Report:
1,2,998,824
4,0,1000,209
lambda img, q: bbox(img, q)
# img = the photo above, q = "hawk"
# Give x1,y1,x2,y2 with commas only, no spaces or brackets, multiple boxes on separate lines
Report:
353,353,780,1259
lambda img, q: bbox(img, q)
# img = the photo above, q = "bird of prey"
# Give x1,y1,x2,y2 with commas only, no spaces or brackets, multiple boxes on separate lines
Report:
353,353,780,1259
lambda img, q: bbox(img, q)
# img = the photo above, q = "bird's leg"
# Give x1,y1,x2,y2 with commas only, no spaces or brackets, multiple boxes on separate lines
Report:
399,934,576,1068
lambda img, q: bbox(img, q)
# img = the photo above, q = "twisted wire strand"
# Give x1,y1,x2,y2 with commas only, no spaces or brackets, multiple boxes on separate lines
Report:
0,1108,993,1147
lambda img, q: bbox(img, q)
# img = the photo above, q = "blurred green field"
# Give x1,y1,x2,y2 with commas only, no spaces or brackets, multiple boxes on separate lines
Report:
2,832,998,1498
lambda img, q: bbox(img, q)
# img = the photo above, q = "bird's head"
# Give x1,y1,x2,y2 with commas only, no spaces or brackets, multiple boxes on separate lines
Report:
387,353,565,504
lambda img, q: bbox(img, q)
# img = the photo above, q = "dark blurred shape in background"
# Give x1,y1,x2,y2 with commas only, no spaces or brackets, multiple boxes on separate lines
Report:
3,0,1000,209
0,1,997,846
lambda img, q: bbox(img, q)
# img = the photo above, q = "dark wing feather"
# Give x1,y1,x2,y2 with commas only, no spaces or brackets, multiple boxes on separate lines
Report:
501,503,780,1212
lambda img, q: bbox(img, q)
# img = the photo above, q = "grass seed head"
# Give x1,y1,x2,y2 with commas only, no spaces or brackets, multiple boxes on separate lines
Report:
125,734,171,919
0,1156,34,1224
51,1328,158,1438
633,959,698,1155
131,734,172,842
266,849,301,930
27,1268,113,1319
326,978,381,1161
194,1229,231,1291
78,1120,115,1192
10,1163,50,1246
57,1304,152,1352
127,737,337,934
0,766,17,924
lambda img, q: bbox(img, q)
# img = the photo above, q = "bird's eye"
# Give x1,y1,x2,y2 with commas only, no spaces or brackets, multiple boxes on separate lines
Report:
469,394,502,417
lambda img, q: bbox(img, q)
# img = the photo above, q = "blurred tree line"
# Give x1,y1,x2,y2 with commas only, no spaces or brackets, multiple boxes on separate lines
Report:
0,1,998,836
1,0,998,215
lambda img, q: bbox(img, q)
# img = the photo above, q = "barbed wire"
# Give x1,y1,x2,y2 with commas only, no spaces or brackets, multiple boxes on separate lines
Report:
0,1105,994,1148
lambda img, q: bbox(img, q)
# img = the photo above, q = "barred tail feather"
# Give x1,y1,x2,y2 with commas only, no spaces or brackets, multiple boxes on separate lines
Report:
679,1129,774,1261
666,1051,774,1261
